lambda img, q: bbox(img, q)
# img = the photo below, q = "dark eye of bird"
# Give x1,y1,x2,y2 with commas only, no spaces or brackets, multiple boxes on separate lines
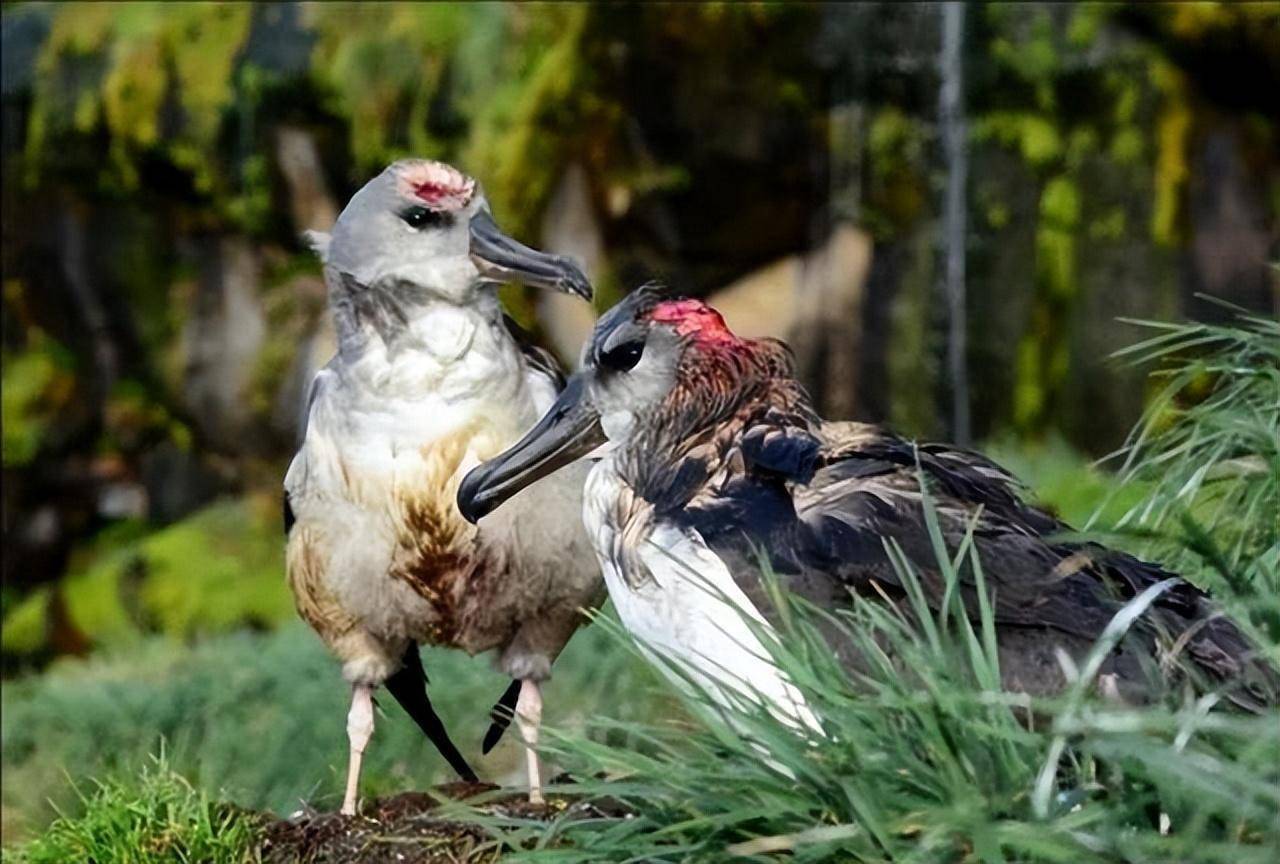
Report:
600,340,644,372
400,206,449,230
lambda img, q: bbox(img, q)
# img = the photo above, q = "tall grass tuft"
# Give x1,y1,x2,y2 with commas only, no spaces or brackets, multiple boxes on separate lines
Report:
1105,303,1279,587
486,538,1279,862
8,753,261,864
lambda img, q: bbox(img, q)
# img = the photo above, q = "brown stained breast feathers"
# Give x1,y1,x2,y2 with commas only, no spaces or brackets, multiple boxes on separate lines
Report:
287,528,358,644
387,429,483,646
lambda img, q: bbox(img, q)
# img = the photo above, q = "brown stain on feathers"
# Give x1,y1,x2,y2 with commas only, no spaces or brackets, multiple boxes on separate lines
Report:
388,429,482,647
287,526,358,643
287,418,538,663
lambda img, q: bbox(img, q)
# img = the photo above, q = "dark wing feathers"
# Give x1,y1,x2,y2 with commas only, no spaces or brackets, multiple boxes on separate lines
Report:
741,413,820,481
813,424,1276,704
801,425,1181,621
672,406,1273,706
819,429,1059,535
503,313,567,391
283,490,296,535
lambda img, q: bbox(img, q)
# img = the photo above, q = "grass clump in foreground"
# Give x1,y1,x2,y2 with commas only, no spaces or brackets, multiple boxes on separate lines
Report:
9,754,260,864
493,546,1278,862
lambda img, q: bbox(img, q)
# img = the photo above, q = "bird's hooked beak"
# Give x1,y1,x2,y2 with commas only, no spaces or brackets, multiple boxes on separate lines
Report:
457,372,606,523
469,210,593,300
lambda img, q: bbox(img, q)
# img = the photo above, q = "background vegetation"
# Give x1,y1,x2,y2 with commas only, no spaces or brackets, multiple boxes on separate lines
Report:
1,1,1277,858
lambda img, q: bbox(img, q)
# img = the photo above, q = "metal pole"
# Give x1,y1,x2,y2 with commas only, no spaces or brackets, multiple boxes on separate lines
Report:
940,1,970,445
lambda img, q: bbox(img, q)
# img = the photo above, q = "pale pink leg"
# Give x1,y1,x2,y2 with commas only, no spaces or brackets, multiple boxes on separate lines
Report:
516,679,544,804
341,683,375,816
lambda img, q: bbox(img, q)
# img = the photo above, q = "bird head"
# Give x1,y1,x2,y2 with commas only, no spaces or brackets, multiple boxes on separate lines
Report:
307,159,592,303
458,284,780,522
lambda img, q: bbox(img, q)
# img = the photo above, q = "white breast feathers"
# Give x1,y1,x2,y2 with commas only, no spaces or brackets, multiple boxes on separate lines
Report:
584,461,820,736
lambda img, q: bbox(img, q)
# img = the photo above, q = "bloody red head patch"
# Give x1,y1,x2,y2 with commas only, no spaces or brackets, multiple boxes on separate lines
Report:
394,160,476,212
647,298,740,347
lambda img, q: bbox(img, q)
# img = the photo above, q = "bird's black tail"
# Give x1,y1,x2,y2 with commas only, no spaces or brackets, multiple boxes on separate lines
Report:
482,679,522,754
384,646,478,782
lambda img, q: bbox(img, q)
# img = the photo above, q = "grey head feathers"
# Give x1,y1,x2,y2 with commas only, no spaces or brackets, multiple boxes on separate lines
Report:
322,160,480,290
582,281,669,368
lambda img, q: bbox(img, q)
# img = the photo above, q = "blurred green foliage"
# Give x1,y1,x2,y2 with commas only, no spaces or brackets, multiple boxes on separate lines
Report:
26,4,253,212
1,328,76,467
3,498,290,658
16,2,597,239
4,0,1273,460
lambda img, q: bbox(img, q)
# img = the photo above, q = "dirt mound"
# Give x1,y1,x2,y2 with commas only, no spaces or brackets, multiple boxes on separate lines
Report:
259,780,624,863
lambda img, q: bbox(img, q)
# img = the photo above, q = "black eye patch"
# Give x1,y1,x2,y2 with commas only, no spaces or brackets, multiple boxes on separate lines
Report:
400,206,451,230
599,339,644,372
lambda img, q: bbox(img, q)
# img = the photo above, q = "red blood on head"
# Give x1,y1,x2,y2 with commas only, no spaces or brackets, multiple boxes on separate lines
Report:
647,299,740,347
394,160,476,211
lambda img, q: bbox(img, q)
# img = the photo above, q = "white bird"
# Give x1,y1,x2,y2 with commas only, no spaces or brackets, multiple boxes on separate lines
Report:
285,160,603,814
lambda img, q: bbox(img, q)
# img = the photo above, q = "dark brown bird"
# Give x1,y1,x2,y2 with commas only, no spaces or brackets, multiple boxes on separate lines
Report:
459,284,1276,726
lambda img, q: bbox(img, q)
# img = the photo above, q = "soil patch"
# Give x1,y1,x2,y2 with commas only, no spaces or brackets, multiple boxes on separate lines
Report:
259,780,626,864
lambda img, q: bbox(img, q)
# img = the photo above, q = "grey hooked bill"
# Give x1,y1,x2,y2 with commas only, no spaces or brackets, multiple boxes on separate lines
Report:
469,210,593,300
458,373,605,523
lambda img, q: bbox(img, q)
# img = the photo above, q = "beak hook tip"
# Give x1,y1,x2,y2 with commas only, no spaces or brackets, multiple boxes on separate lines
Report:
456,471,489,524
563,263,593,301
